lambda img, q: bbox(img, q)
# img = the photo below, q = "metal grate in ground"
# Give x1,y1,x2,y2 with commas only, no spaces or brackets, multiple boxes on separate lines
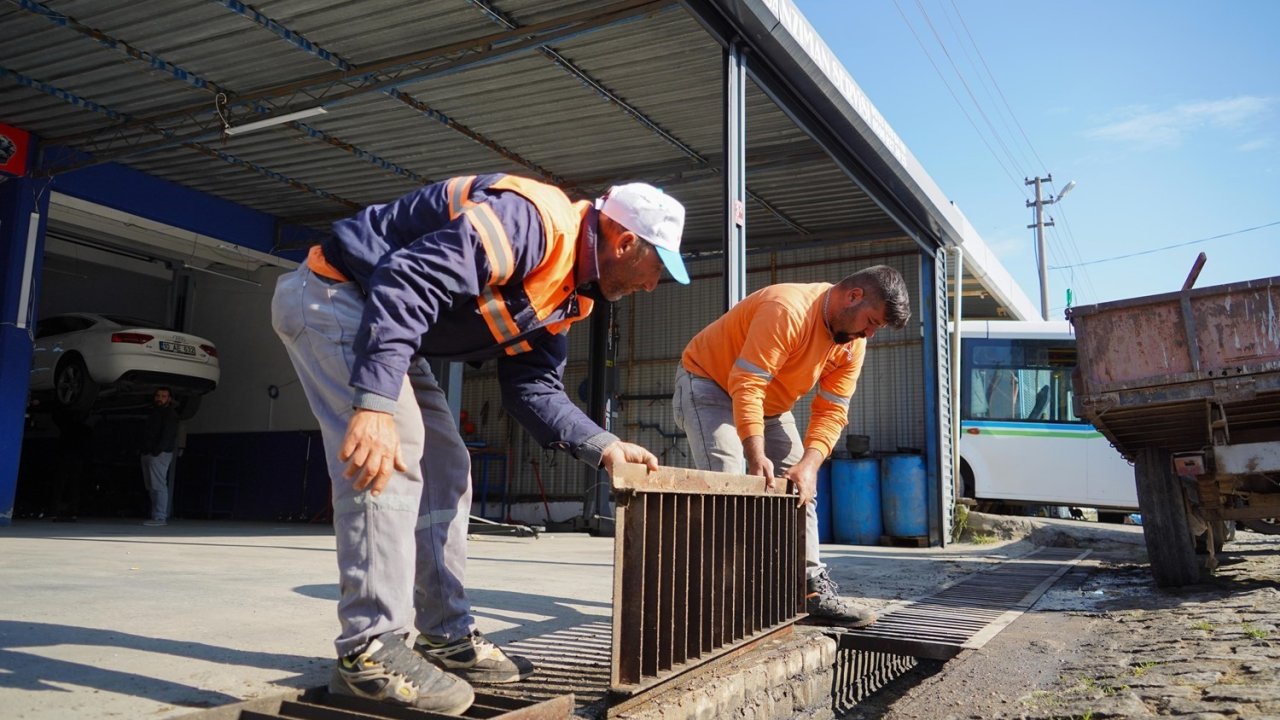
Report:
830,641,919,714
836,547,1090,660
482,621,613,715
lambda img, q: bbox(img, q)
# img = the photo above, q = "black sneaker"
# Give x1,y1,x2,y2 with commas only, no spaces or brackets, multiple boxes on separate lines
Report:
415,630,535,684
805,570,877,628
330,632,474,714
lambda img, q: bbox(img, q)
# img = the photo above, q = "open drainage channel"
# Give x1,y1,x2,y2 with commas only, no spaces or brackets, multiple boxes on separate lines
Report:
179,546,1086,719
828,546,1091,714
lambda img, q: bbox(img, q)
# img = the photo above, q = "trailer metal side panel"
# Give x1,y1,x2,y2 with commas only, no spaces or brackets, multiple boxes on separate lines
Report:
1067,275,1280,457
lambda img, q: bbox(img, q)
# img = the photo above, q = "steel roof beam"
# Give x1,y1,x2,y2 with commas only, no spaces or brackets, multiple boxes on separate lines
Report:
13,0,427,195
467,0,810,236
35,0,670,175
212,1,569,188
5,65,360,207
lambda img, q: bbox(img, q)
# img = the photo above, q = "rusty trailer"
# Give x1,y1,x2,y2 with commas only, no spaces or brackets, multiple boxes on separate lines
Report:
1068,260,1280,586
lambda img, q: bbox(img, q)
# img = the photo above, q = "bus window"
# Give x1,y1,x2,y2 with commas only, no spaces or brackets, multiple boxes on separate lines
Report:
957,320,1136,511
964,340,1080,423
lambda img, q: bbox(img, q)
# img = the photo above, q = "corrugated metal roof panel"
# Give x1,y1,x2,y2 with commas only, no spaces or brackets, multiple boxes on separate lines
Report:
1,0,909,253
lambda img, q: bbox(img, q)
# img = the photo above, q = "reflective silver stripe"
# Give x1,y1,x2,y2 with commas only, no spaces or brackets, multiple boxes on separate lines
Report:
415,508,458,529
333,491,419,515
818,388,851,407
734,357,773,380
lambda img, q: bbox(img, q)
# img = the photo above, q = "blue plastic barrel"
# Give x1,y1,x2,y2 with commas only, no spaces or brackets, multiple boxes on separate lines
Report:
880,453,927,537
831,457,882,545
816,462,833,543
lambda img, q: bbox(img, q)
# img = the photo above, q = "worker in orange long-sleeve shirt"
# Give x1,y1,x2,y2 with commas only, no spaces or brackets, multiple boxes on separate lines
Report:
672,265,911,627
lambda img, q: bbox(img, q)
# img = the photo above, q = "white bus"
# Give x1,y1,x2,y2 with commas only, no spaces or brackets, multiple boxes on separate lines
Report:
957,320,1138,516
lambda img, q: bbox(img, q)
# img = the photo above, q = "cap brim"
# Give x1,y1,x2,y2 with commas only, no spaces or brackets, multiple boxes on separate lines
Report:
652,244,689,285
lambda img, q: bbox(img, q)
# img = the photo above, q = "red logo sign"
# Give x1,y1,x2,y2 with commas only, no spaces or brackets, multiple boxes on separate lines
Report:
0,123,31,177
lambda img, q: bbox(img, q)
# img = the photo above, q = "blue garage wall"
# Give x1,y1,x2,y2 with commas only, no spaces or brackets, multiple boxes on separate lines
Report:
178,431,331,522
50,162,279,255
2,145,324,525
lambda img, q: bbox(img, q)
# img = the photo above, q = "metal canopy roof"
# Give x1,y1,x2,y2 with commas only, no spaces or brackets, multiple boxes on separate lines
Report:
1,0,1033,317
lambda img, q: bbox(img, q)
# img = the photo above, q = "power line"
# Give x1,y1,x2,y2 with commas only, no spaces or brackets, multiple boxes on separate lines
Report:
1049,220,1280,269
890,0,1026,196
947,0,1049,175
912,0,1028,181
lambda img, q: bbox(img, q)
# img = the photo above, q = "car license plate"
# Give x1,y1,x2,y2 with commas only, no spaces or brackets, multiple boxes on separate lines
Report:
160,340,196,356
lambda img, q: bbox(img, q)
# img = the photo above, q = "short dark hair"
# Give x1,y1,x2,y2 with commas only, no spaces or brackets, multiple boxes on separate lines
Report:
838,265,911,329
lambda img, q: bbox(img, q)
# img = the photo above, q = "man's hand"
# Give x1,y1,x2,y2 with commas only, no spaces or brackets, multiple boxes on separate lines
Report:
782,448,825,507
339,408,407,496
601,440,659,474
743,435,777,490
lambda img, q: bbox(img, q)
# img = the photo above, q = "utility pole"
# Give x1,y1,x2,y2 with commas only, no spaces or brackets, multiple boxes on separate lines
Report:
1026,175,1053,321
1026,175,1076,321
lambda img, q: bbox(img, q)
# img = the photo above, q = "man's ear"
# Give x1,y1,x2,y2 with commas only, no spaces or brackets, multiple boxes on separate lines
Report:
848,286,864,304
616,230,639,257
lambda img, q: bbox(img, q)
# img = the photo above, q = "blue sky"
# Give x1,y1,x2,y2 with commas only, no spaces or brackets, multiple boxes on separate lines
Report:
794,0,1278,315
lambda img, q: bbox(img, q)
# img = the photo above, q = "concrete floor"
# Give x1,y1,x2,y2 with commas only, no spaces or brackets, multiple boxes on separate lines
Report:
0,517,1116,719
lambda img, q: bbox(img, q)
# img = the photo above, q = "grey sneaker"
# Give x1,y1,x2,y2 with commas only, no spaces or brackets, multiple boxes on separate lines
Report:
415,630,535,684
805,570,877,628
142,519,167,527
330,632,474,714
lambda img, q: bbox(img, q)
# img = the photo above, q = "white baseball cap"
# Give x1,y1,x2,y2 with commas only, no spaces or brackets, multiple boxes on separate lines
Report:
598,183,689,284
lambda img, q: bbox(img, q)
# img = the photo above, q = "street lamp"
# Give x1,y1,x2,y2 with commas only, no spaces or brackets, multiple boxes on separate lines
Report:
1026,175,1077,320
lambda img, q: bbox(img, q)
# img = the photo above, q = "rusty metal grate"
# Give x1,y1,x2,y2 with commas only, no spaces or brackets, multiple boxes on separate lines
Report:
837,547,1089,660
608,464,806,697
830,641,918,714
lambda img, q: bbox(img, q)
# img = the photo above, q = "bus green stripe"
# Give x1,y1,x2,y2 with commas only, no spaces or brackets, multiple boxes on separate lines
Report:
975,428,1103,439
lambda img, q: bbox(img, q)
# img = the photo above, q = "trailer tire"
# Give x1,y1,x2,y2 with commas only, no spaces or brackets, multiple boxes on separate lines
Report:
1134,447,1200,587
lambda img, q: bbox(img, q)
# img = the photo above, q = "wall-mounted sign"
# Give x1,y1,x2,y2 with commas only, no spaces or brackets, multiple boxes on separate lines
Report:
0,123,31,177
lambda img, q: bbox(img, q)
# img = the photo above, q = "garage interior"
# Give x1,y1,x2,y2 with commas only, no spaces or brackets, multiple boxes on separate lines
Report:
1,0,1037,538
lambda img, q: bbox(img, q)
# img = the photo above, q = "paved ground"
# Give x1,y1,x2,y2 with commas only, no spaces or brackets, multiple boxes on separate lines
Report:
847,518,1280,720
0,517,1013,719
4,514,1276,719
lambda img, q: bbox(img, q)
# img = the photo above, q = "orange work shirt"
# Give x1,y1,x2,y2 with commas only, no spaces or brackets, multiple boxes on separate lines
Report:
681,283,865,458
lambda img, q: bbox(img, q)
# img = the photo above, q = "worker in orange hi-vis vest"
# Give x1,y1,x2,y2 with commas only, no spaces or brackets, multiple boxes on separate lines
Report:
273,175,687,715
673,265,911,628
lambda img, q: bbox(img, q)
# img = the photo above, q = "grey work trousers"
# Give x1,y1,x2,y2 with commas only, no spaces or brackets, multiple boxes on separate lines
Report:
671,366,825,579
271,264,474,657
140,451,172,521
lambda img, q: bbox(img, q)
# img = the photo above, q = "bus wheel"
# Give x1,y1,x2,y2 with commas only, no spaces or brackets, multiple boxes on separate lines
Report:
1134,447,1200,587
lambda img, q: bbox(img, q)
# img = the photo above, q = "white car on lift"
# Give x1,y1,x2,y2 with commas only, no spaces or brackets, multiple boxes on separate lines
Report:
29,312,220,419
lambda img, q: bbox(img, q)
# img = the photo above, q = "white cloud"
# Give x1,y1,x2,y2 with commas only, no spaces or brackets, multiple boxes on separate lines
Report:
1086,96,1273,149
1237,138,1273,152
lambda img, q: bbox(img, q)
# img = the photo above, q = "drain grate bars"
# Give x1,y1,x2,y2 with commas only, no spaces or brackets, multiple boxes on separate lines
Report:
609,463,806,698
838,546,1090,660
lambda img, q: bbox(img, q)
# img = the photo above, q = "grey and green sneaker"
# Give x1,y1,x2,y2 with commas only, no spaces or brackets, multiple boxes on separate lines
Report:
805,570,878,628
415,630,535,684
329,632,474,714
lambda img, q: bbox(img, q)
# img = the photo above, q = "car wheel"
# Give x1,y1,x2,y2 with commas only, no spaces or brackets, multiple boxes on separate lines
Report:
54,355,99,416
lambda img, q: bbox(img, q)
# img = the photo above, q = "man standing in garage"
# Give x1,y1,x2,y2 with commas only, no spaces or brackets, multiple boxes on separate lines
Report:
139,386,178,527
672,266,911,628
272,174,687,714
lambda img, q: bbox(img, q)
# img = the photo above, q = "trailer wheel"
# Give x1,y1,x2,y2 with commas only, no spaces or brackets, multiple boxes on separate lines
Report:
1134,447,1200,587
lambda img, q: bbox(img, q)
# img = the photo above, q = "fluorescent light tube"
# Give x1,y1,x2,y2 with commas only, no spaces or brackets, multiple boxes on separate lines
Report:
224,106,328,136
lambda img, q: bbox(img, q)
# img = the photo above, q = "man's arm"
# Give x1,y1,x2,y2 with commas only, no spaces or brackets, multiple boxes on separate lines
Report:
498,332,656,472
728,301,802,482
783,342,865,506
340,189,544,491
804,341,865,457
